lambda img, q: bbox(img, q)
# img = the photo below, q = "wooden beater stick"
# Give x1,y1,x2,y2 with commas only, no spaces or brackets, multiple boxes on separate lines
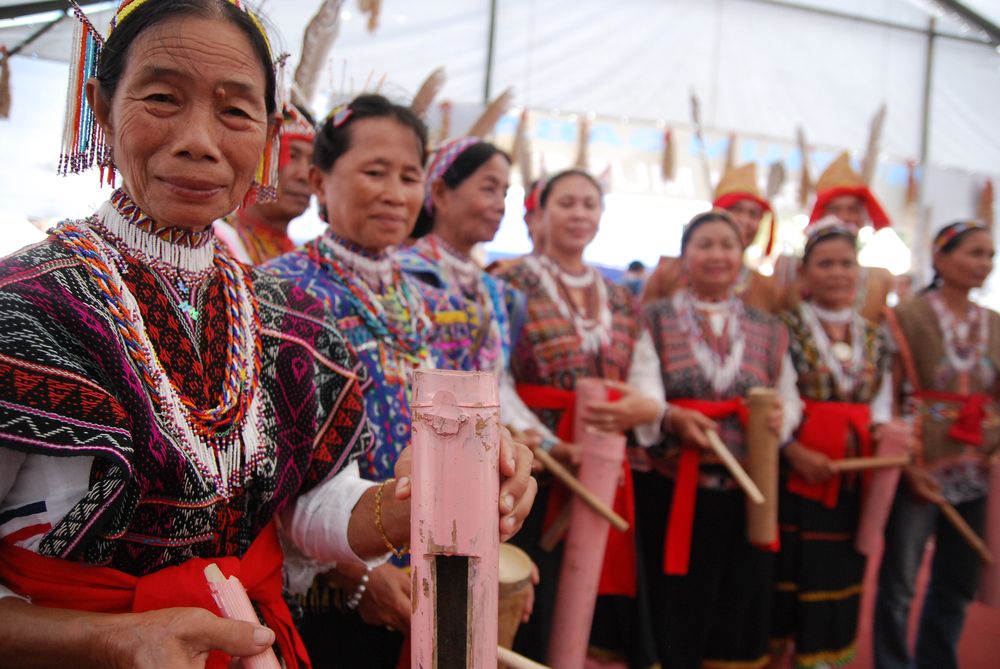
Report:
938,500,995,565
704,428,765,504
508,427,629,532
830,454,910,472
498,645,553,669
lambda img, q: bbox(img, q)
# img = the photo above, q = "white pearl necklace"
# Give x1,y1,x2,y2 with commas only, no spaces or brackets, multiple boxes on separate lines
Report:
801,301,866,397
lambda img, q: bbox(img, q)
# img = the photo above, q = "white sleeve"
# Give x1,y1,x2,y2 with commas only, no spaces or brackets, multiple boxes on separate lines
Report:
627,330,668,447
0,449,28,601
870,368,893,425
779,353,803,445
500,372,557,440
279,460,389,568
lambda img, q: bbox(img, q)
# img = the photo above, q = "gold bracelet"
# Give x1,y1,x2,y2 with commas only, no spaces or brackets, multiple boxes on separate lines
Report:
375,478,408,559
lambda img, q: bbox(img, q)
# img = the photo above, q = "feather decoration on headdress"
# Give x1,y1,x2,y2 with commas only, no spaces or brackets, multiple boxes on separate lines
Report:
437,100,452,143
357,0,380,32
411,67,446,118
0,47,10,119
797,126,811,208
977,179,994,229
861,104,886,186
468,87,513,138
724,133,737,173
294,0,344,109
661,128,675,181
574,117,590,169
690,93,712,195
906,159,919,206
765,161,785,201
596,165,612,193
512,109,532,185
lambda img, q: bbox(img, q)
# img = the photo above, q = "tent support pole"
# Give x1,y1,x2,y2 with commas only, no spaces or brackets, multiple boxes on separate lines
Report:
484,0,497,104
916,17,936,286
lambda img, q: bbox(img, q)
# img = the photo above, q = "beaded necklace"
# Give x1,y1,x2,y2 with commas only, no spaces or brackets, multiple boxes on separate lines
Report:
676,289,745,394
310,233,432,363
525,255,611,354
426,235,504,372
52,205,264,497
800,301,866,397
89,190,216,320
927,290,989,376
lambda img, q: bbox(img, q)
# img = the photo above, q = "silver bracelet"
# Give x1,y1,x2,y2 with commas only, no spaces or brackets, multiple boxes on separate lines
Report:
346,565,372,610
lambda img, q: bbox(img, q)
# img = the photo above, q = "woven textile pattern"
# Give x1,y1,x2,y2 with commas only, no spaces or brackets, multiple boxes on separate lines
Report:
264,248,475,483
644,295,787,464
496,258,639,434
0,238,372,576
780,308,887,405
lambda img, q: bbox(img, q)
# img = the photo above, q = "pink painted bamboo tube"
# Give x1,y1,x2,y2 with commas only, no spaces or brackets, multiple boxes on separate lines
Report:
855,418,912,557
547,421,626,669
409,369,501,669
977,457,1000,609
572,378,607,444
204,564,281,669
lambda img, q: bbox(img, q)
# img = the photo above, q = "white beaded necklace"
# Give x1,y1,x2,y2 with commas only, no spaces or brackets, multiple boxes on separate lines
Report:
927,290,988,376
320,235,396,290
801,301,866,397
809,302,854,324
676,290,745,394
526,255,611,354
63,215,263,497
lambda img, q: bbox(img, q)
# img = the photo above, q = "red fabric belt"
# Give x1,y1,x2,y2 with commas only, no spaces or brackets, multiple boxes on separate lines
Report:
516,383,637,597
788,400,873,508
0,521,309,669
914,390,993,446
663,398,749,576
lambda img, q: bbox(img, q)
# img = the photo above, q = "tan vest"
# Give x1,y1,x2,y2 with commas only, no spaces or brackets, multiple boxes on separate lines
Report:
895,295,1000,463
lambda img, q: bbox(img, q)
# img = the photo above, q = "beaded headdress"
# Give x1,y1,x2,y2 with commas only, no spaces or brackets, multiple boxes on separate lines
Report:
423,136,482,215
802,215,859,259
278,102,317,169
680,208,741,252
934,221,985,252
60,0,280,205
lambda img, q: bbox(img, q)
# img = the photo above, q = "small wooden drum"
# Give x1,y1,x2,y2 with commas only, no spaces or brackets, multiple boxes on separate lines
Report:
498,543,534,649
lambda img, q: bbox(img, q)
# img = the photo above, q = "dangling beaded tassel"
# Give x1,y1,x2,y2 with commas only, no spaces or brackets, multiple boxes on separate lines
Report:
59,3,114,186
242,54,287,208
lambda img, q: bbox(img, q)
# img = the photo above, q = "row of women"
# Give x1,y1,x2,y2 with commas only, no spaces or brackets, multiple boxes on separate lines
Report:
0,3,995,669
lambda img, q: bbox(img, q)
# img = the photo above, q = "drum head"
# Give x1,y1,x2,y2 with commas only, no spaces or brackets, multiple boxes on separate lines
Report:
499,543,533,594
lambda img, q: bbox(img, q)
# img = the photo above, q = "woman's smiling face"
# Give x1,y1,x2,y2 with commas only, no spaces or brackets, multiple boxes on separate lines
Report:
310,117,426,253
88,15,277,230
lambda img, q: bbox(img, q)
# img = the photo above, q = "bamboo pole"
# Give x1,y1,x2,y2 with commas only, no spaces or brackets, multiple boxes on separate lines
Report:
745,388,780,546
531,448,630,532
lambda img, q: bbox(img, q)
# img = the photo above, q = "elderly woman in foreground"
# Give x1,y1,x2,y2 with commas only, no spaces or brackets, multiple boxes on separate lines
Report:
0,2,535,667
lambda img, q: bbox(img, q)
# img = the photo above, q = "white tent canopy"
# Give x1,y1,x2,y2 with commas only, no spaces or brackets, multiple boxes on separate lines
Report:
1,0,998,283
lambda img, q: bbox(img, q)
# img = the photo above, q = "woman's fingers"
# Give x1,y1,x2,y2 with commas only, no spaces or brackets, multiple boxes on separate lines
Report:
393,446,412,500
498,426,518,479
500,462,537,543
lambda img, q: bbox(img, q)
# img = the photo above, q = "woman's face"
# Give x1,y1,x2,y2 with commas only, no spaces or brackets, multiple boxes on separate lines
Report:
800,236,859,309
935,229,995,291
432,153,509,246
543,175,602,257
682,219,744,295
88,16,277,230
310,117,424,252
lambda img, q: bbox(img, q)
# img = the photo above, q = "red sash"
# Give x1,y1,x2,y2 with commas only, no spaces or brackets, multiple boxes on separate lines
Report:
663,398,749,576
516,383,637,597
787,400,873,508
915,390,993,446
0,521,309,669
